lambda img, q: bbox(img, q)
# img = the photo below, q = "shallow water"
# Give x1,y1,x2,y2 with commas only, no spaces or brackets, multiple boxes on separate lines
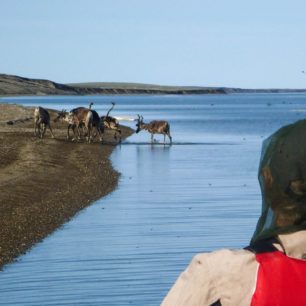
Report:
1,94,306,305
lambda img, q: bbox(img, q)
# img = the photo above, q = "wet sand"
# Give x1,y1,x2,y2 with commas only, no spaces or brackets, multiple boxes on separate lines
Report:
0,103,133,269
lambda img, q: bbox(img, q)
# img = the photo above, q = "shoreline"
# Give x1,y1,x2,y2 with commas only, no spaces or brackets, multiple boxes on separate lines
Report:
1,74,306,97
0,104,133,269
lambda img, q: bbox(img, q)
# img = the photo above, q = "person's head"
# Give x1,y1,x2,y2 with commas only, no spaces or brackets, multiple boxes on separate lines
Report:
252,119,306,243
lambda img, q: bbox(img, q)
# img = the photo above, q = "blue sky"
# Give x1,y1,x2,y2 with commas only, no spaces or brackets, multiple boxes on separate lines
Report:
0,0,306,88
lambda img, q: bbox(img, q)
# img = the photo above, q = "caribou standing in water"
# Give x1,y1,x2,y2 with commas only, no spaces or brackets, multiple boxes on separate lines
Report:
34,106,55,139
135,115,172,144
101,102,121,143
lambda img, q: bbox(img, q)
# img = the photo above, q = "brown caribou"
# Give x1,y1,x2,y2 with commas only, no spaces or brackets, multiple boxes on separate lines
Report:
34,106,55,139
54,103,103,142
135,114,172,144
88,102,104,141
54,109,77,140
54,110,93,142
101,102,121,142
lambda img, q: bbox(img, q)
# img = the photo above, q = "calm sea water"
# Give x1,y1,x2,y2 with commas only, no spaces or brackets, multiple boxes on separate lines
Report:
0,94,305,305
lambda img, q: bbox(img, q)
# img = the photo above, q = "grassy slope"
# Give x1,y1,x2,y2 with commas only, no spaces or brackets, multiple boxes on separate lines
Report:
67,82,214,91
1,74,306,96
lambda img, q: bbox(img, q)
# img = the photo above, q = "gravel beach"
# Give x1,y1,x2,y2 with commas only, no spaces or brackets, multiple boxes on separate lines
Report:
0,103,133,269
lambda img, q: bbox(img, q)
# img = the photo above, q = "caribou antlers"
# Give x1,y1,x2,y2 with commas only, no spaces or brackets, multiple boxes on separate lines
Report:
101,102,121,143
106,102,115,117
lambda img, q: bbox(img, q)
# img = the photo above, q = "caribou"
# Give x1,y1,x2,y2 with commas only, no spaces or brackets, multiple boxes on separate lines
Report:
54,103,103,142
101,102,121,142
34,106,55,139
54,109,77,140
88,102,104,142
135,115,172,144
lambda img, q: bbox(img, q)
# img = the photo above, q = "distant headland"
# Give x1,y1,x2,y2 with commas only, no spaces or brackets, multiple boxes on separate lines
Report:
1,73,306,96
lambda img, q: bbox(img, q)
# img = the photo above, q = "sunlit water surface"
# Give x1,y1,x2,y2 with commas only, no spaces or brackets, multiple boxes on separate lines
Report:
0,94,306,305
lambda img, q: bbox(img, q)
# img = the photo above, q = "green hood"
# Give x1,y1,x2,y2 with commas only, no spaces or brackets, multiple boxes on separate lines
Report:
251,119,306,243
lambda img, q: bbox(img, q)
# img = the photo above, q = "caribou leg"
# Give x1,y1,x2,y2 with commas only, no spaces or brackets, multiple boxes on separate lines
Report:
48,124,55,138
68,124,77,141
168,133,172,144
34,119,38,137
67,124,72,140
77,125,82,141
37,119,43,138
40,123,46,138
93,126,103,142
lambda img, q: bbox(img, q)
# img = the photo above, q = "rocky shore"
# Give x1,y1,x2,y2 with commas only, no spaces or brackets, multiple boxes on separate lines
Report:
0,104,133,269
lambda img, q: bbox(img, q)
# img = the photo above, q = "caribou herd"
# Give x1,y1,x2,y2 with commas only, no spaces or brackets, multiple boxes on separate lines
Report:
34,102,172,144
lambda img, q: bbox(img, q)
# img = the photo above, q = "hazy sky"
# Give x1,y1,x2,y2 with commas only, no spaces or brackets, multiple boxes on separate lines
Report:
1,0,306,88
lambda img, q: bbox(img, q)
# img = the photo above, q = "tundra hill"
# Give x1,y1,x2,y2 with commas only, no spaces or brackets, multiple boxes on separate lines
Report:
1,74,306,96
69,81,215,91
70,82,306,93
0,74,79,96
0,74,226,96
